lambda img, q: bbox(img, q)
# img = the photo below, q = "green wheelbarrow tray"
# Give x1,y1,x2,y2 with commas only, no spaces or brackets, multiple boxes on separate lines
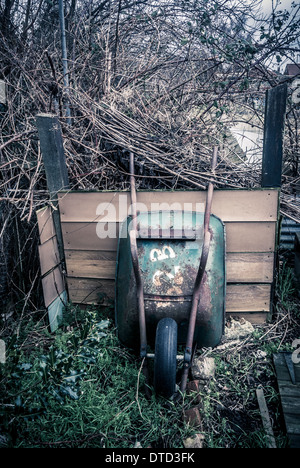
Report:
115,210,226,351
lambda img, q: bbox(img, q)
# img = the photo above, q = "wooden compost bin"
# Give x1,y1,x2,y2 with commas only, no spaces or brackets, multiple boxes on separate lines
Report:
57,188,279,325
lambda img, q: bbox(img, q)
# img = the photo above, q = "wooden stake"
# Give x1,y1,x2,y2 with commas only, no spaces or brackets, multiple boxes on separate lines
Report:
262,83,287,188
0,80,6,105
256,386,277,448
36,113,69,262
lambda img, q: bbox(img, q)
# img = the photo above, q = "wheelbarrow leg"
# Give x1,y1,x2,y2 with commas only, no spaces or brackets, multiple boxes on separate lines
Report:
129,152,151,395
180,146,218,393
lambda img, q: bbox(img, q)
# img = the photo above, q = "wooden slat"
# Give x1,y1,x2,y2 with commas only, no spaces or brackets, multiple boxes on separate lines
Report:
65,250,116,279
67,278,271,313
273,353,300,448
58,189,279,223
38,236,60,276
47,290,68,333
37,206,56,244
61,222,119,251
225,284,271,312
226,253,274,283
61,221,276,254
226,312,269,324
225,222,276,253
67,278,115,303
65,251,273,284
273,354,300,384
58,192,130,223
41,265,65,308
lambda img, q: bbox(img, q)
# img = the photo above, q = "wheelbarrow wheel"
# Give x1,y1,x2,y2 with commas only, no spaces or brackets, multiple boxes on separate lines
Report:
154,318,178,398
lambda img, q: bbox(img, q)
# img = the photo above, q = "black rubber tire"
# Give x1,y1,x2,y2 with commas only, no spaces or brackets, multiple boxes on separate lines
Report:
154,318,178,398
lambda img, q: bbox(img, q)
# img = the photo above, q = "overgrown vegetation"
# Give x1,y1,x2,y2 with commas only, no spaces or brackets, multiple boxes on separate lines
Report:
0,0,299,449
1,260,299,448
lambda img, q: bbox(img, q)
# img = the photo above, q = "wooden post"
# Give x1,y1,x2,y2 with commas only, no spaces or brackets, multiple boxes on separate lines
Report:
262,83,288,188
0,80,6,105
0,203,8,307
36,113,69,262
256,386,277,448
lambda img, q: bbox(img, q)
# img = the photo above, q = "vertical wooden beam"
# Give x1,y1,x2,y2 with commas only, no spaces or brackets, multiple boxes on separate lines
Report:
36,113,70,262
36,113,69,195
0,80,6,105
0,202,8,306
262,83,288,188
256,386,277,448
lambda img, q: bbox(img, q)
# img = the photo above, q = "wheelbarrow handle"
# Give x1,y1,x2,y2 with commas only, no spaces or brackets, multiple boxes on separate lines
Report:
181,146,218,393
129,153,147,359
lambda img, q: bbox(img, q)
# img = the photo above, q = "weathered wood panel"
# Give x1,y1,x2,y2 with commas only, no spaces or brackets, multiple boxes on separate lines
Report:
48,291,68,332
58,189,279,223
273,353,300,448
38,236,60,276
37,205,67,331
37,206,56,244
0,80,6,105
225,284,271,312
67,278,271,313
226,253,274,283
65,250,116,279
226,312,269,324
41,265,65,308
262,84,288,188
61,221,276,254
65,250,274,284
67,278,115,304
58,189,279,324
225,222,276,253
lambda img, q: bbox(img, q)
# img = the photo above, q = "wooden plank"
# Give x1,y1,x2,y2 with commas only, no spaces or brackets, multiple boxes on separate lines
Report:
61,222,119,251
256,386,277,448
36,114,69,196
273,353,300,383
0,80,6,105
262,83,288,188
281,398,300,415
65,250,116,279
67,278,271,313
37,206,56,244
225,222,276,253
284,414,300,435
64,251,274,284
225,284,271,312
273,353,300,448
226,253,274,283
67,278,115,303
36,114,70,263
47,290,67,332
225,312,269,324
41,265,65,308
38,236,60,276
58,189,279,223
61,221,276,254
289,435,300,449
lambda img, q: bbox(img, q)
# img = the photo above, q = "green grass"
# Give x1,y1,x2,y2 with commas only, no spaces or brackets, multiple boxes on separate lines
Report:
0,261,299,448
0,305,195,448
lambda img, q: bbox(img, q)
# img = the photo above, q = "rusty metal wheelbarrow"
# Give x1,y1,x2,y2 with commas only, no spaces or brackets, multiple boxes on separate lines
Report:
115,149,225,397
